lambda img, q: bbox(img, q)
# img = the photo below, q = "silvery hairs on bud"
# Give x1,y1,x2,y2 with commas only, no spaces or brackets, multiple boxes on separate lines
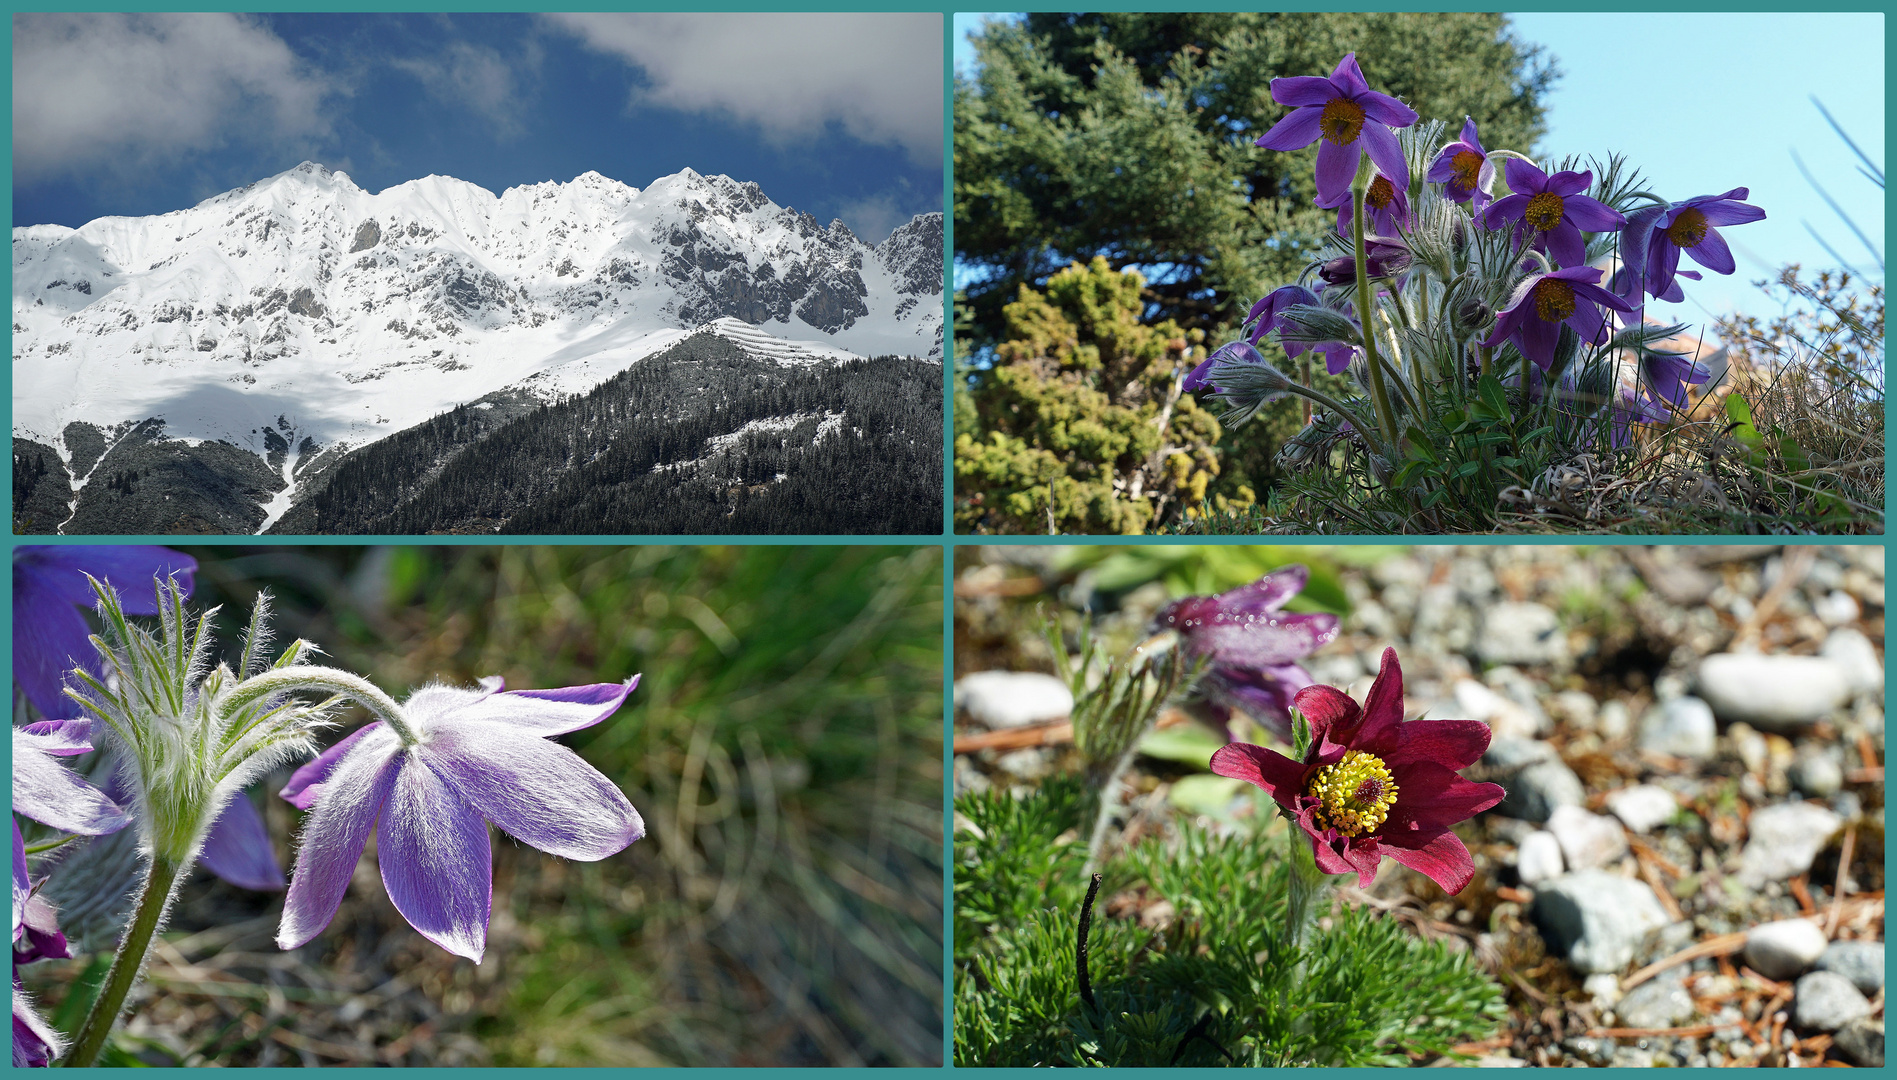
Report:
1277,304,1362,347
1209,353,1295,427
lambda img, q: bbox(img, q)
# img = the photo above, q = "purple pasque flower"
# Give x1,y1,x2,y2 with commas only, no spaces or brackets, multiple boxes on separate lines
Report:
1152,565,1340,741
1640,188,1766,299
11,547,284,892
1181,286,1354,390
1317,236,1412,287
1209,648,1504,894
1482,265,1636,371
276,676,645,962
12,720,131,839
1427,117,1497,212
12,546,196,719
1482,159,1625,269
1639,346,1713,413
1257,53,1418,206
1323,170,1410,236
14,978,66,1067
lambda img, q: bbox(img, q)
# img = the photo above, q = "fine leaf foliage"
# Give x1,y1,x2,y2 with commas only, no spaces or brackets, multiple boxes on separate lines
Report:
954,785,1506,1067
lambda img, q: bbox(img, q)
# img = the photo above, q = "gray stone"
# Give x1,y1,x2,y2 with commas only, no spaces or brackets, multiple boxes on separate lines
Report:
1821,628,1883,695
1742,918,1829,980
992,747,1053,781
1697,654,1851,731
1739,802,1842,886
1425,679,1542,739
1551,689,1599,732
1606,784,1678,834
954,670,1072,729
1816,940,1884,994
1597,700,1631,740
1532,870,1675,973
1477,602,1568,667
1561,1036,1616,1067
1484,738,1584,823
1814,590,1862,628
1517,829,1564,885
1483,736,1557,770
1639,695,1718,758
1610,1047,1656,1067
1616,968,1695,1030
1833,1017,1884,1068
1789,751,1844,798
1793,970,1873,1031
1547,805,1629,870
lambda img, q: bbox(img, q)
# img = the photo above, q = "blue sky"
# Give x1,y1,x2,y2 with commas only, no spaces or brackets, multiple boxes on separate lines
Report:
954,13,1886,323
13,13,943,242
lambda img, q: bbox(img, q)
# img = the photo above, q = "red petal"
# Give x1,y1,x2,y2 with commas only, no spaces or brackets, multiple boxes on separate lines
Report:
1341,837,1382,887
1294,683,1359,748
1387,762,1505,830
1378,828,1477,894
1347,647,1406,746
1379,718,1493,771
1209,743,1306,809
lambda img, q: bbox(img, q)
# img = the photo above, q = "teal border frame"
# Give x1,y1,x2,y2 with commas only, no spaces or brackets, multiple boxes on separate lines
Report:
5,4,1890,1074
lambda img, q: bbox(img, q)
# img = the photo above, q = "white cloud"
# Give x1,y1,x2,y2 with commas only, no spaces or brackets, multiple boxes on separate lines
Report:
545,13,943,166
833,191,917,245
391,40,532,137
12,13,334,184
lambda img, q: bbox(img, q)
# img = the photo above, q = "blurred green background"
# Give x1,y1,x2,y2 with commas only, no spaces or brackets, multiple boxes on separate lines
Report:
37,545,943,1067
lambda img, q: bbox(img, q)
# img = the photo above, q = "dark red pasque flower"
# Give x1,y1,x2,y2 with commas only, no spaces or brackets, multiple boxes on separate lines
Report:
1209,647,1503,894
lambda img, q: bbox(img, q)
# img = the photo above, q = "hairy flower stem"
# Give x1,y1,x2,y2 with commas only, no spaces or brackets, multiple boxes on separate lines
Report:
1349,168,1402,450
1279,382,1380,440
65,856,183,1067
1283,826,1332,993
1083,743,1144,875
1299,354,1313,425
217,666,417,746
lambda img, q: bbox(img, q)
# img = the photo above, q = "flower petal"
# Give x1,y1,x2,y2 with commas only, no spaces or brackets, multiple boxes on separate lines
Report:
1563,194,1624,232
11,585,98,721
1340,646,1404,747
10,738,131,835
277,734,402,951
1208,742,1306,807
1327,53,1370,97
1357,91,1416,129
14,546,197,611
1698,199,1765,227
1376,827,1477,894
1359,121,1408,190
16,719,93,756
1380,719,1493,772
1314,137,1360,203
1482,193,1527,229
198,792,285,891
1544,219,1586,270
1387,762,1505,830
280,721,388,811
1215,564,1306,614
410,678,639,737
1257,106,1323,151
1503,157,1549,194
1684,227,1736,275
1291,683,1360,746
377,755,493,962
1547,169,1593,198
421,726,644,861
1270,75,1341,108
1208,662,1314,737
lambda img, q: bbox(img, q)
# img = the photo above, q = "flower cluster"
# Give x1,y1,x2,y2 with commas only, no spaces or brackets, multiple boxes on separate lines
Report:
10,555,645,1065
1199,52,1764,475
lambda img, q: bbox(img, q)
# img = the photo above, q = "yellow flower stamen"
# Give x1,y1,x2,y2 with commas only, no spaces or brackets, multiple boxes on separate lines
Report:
1524,191,1566,232
1319,98,1366,145
1366,175,1396,210
1308,750,1399,837
1531,278,1577,322
1665,207,1709,248
1450,149,1483,190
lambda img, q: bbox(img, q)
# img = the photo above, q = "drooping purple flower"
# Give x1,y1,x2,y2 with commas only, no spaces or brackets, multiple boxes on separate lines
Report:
1427,117,1497,212
1152,566,1340,741
1182,286,1355,390
1640,347,1713,413
1317,237,1412,287
1481,265,1637,371
1209,648,1505,894
276,677,645,962
13,885,69,967
13,978,65,1067
1323,170,1411,236
1638,188,1766,299
1257,53,1418,205
12,721,131,838
11,547,285,892
1482,159,1625,269
12,546,196,719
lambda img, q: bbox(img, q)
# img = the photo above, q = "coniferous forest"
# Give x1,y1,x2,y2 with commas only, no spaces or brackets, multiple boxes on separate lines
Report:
268,333,942,535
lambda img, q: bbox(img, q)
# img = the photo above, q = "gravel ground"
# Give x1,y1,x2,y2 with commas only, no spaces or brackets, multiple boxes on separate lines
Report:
954,544,1885,1068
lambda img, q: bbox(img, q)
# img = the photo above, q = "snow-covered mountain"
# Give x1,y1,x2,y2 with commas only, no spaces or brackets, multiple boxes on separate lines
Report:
12,161,943,532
